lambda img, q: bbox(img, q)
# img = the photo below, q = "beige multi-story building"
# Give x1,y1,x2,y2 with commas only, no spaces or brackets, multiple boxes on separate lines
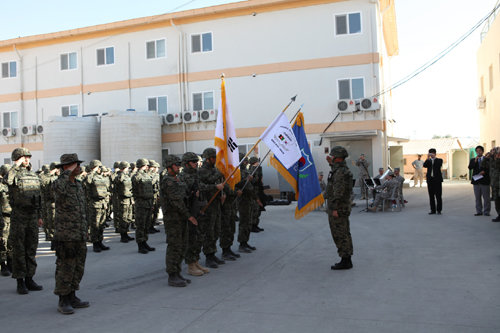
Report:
477,1,500,151
0,0,398,191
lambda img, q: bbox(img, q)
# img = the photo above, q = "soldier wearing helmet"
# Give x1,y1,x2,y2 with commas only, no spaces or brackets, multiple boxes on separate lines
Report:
179,152,210,277
148,160,160,234
161,155,198,287
40,161,60,249
368,171,400,212
199,147,225,268
132,158,156,254
325,146,354,270
248,156,264,234
7,147,44,294
84,160,110,253
235,153,257,253
113,161,135,243
0,164,12,277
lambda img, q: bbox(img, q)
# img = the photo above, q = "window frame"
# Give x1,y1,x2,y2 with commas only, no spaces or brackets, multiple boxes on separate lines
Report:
191,91,215,111
190,32,214,54
147,96,168,114
1,61,17,78
61,104,79,117
2,111,19,128
60,51,78,71
337,77,365,100
96,46,115,66
334,12,362,37
146,38,167,60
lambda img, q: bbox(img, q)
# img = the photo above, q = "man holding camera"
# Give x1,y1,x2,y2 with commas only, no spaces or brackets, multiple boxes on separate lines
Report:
423,148,443,215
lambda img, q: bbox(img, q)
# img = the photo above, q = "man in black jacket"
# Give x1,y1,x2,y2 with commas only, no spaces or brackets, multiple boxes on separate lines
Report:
468,145,490,216
423,148,443,215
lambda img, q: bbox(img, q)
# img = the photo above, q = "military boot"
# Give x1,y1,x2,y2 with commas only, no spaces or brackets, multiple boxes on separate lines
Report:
1,262,10,276
246,243,257,251
187,263,204,276
137,242,148,254
99,241,110,251
212,254,225,265
168,273,187,287
331,256,353,270
120,233,129,243
93,242,102,252
205,255,218,269
238,243,252,253
195,261,210,274
6,257,12,273
58,295,75,315
50,241,56,251
25,277,43,291
16,278,28,295
222,248,237,261
126,233,135,240
70,291,90,308
143,242,155,251
228,248,240,258
177,272,191,284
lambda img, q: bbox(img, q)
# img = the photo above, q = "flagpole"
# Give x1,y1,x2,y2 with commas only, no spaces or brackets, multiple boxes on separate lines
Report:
201,94,298,214
239,104,304,192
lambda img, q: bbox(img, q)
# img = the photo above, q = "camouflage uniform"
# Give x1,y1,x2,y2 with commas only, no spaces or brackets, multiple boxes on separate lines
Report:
113,162,134,241
249,161,263,230
84,161,109,251
220,184,237,253
149,160,160,233
132,158,155,253
356,157,370,200
236,158,256,251
39,165,51,240
7,148,43,290
0,164,12,275
40,163,58,242
372,176,400,208
326,146,354,266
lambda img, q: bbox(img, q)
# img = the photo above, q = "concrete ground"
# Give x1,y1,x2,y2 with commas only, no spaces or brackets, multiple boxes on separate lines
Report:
1,181,500,333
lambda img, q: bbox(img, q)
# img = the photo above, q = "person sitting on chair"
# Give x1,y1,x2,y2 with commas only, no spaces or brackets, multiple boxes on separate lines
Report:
368,172,400,212
393,168,407,206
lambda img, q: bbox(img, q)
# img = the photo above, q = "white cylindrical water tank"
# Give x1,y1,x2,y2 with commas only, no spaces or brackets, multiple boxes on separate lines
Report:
100,111,162,167
43,116,100,164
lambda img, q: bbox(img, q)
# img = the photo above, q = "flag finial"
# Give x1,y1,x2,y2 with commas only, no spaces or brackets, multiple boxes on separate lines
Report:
221,73,225,78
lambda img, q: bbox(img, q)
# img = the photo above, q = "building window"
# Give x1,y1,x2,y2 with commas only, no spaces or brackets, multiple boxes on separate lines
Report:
3,111,18,128
62,105,78,117
489,65,494,91
148,96,168,114
335,12,361,35
192,91,214,111
60,52,78,70
97,47,114,66
191,32,213,53
146,39,166,59
338,78,364,100
1,61,17,78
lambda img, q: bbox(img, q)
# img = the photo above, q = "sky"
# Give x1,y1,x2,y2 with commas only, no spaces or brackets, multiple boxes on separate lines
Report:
1,0,498,140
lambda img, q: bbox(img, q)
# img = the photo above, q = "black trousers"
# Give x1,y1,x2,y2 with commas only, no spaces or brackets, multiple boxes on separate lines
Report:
427,178,442,212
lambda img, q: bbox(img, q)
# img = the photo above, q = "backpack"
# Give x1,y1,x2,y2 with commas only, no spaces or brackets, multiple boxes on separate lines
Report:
13,172,41,208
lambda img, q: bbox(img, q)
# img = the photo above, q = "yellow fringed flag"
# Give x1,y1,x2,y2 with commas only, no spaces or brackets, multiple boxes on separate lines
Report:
214,78,240,189
270,112,324,219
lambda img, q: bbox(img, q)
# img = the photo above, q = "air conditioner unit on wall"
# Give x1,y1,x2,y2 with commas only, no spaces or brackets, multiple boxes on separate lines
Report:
2,128,16,137
477,97,486,109
200,109,217,122
337,99,356,113
359,97,381,111
36,124,44,134
163,113,182,125
21,125,37,136
183,111,199,123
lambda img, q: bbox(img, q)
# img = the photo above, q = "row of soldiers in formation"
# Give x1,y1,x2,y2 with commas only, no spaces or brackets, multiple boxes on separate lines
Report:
0,147,267,309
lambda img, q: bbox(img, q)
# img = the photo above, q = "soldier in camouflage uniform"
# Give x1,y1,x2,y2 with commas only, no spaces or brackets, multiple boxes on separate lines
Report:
179,152,210,277
149,160,160,234
368,172,400,211
113,161,135,243
7,147,44,293
325,146,354,270
101,167,113,226
220,182,240,261
111,161,120,232
161,155,198,287
40,162,59,250
84,160,110,253
248,157,264,233
236,154,257,253
129,162,137,230
53,153,90,314
199,148,225,268
132,158,156,254
0,164,12,276
393,167,406,206
356,154,370,200
490,148,500,222
39,165,51,240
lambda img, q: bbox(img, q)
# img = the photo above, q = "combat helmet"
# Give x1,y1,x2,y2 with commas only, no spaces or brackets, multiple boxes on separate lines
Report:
11,147,32,162
329,146,348,159
182,152,199,164
49,162,58,170
89,160,102,169
202,148,216,159
113,161,120,169
248,156,259,165
136,158,149,168
118,161,130,170
0,164,11,177
164,155,181,168
41,164,50,172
